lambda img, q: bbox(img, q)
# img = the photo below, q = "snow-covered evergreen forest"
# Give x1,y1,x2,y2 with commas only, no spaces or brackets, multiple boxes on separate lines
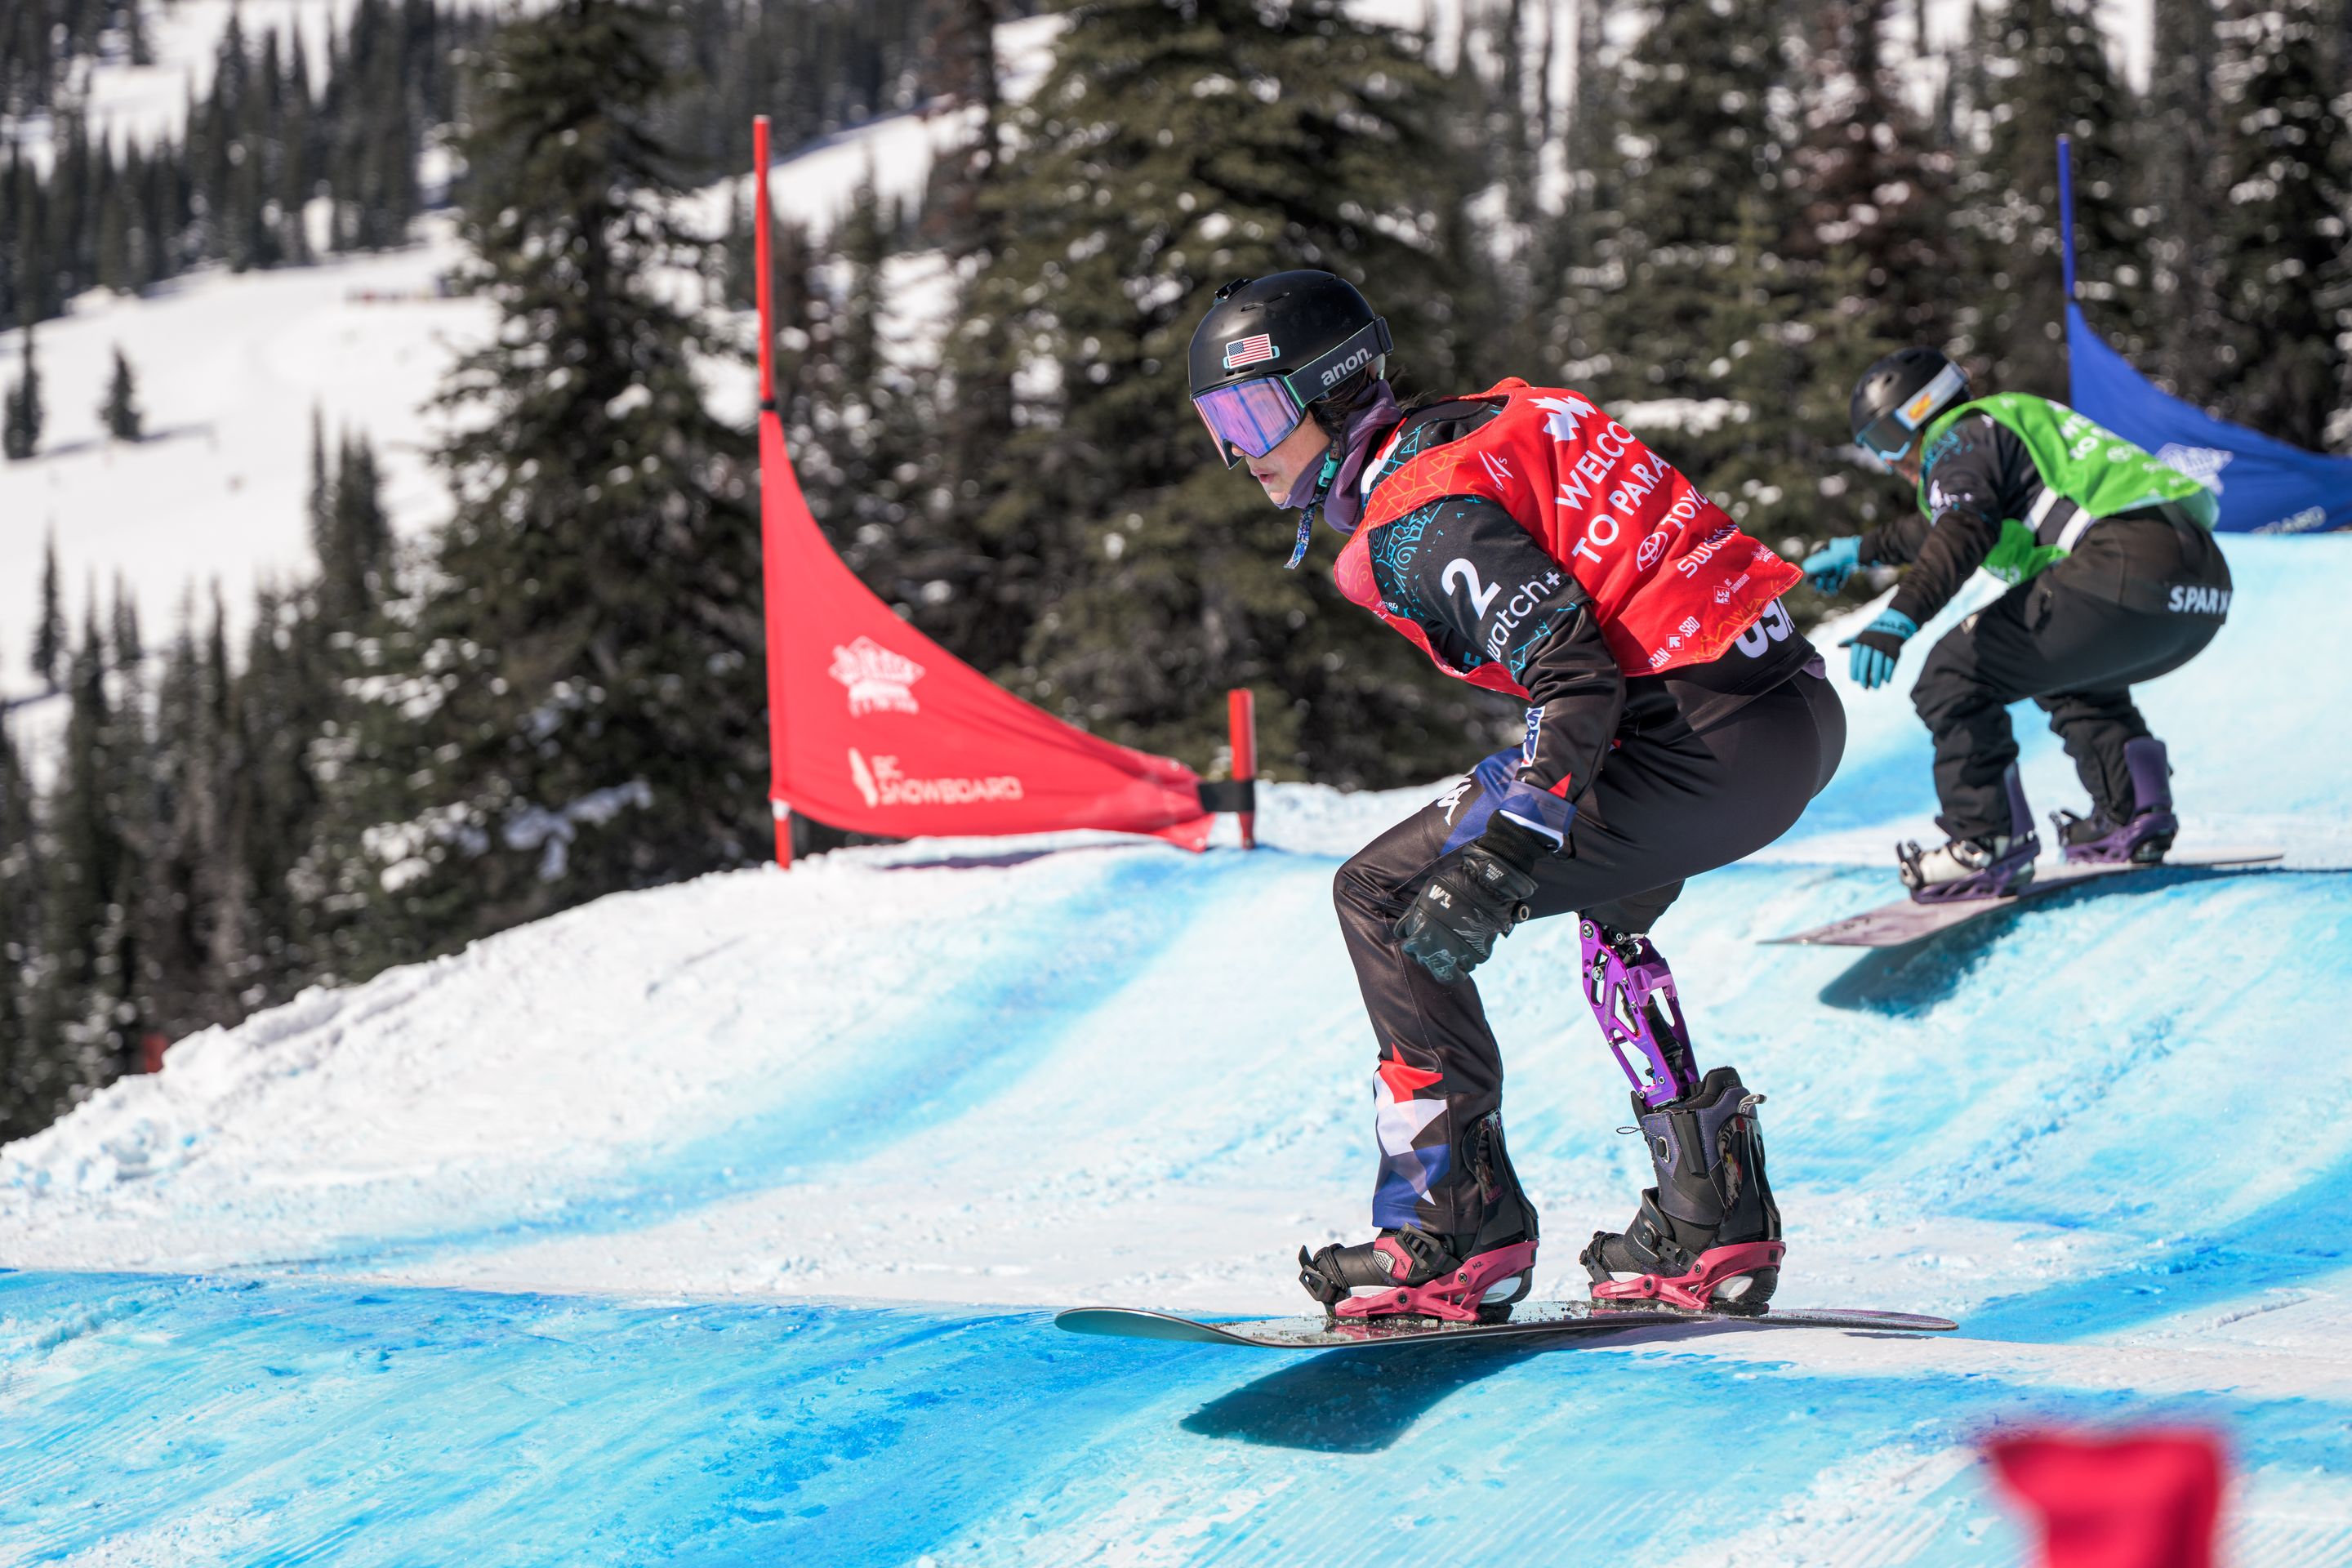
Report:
0,0,2345,1138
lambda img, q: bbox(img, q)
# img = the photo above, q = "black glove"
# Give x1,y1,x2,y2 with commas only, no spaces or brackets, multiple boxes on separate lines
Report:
1394,815,1554,984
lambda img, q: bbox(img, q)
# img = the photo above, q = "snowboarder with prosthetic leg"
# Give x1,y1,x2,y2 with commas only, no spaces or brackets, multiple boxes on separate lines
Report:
1804,348,2229,901
1188,272,1841,1321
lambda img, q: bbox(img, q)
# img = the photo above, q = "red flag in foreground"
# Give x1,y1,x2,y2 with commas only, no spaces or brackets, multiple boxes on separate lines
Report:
1987,1429,2225,1568
750,119,1212,859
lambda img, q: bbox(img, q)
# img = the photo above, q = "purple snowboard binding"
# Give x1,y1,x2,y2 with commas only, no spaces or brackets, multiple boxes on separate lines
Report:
1579,921,1699,1110
1897,764,2041,903
2054,737,2178,866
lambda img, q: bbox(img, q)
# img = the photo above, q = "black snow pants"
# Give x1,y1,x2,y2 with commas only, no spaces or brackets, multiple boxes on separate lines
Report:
1910,510,2232,840
1332,669,1846,1235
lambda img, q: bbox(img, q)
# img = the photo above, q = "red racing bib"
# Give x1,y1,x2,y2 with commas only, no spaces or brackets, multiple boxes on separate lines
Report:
1333,379,1800,695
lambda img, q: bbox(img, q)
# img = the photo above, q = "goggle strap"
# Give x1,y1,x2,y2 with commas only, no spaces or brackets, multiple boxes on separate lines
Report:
1290,317,1393,405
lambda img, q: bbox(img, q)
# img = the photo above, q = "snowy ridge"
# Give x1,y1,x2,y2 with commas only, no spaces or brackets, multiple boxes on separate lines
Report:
0,73,981,702
3,537,2350,1561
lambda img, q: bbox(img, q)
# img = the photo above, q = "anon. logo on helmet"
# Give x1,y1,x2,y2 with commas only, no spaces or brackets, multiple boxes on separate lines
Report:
1320,345,1375,389
1223,334,1279,370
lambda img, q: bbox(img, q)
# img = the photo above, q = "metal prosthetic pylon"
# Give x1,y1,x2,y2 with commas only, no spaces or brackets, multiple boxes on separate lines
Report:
1579,920,1701,1108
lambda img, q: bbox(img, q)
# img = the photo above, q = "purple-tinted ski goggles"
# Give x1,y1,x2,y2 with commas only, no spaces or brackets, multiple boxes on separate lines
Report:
1192,318,1392,467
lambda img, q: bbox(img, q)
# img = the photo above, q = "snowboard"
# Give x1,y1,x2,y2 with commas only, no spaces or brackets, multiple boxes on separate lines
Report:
1054,1301,1957,1350
1765,846,2283,949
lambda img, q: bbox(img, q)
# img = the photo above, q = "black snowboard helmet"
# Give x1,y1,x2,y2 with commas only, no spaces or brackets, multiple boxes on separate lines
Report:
1851,346,1971,461
1187,272,1392,468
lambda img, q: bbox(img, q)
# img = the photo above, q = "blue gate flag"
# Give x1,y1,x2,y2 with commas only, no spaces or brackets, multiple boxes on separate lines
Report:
2058,136,2352,534
2069,304,2352,534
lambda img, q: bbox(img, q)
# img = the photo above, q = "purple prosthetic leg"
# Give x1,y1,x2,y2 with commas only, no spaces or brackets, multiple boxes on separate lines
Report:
1579,920,1701,1109
2056,737,2178,865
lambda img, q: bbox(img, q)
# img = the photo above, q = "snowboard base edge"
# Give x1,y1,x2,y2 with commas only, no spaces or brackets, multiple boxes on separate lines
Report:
1766,847,2284,948
1054,1301,1957,1349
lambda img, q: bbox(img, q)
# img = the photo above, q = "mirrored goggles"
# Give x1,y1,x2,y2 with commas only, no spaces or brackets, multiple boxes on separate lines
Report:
1194,376,1307,467
1192,317,1393,467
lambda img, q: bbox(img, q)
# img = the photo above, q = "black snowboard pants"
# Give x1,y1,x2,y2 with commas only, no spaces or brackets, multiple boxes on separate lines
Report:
1910,512,2231,840
1333,670,1846,1236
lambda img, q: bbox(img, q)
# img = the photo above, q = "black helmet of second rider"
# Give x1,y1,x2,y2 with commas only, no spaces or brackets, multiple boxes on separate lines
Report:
1850,345,1970,470
1187,272,1392,473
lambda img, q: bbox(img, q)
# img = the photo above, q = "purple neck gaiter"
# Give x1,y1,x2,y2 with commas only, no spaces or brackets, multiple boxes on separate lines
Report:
1311,380,1402,537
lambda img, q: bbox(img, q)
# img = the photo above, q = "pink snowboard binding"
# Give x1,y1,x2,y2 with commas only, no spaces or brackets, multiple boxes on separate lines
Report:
1332,1239,1540,1323
1590,1240,1786,1313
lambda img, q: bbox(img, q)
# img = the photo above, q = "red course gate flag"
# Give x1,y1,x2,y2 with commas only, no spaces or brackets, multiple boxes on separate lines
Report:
1987,1428,2225,1568
751,118,1213,858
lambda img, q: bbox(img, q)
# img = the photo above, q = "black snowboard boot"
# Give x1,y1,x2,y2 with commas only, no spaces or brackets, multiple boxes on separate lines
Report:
1298,1111,1539,1323
1579,1066,1782,1314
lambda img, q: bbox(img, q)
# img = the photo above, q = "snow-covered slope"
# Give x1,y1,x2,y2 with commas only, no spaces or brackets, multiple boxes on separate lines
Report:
0,220,483,688
0,9,1065,704
6,1,373,172
3,536,2350,1563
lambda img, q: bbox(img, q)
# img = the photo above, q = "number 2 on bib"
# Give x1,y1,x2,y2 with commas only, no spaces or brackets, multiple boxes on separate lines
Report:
1441,558,1503,618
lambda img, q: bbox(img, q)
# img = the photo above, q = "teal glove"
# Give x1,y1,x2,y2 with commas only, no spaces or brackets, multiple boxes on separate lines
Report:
1802,537,1861,594
1839,610,1918,690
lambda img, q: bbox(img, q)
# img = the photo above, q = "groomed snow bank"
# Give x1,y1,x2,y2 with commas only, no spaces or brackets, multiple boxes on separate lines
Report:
3,535,2349,1565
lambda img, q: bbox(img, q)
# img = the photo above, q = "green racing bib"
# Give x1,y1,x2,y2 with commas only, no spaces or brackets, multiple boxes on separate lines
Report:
1917,393,2217,586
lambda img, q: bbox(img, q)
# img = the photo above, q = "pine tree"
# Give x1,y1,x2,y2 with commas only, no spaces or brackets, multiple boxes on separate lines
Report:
1954,0,2149,393
0,703,42,1138
791,182,941,613
33,609,136,1119
279,22,317,266
954,0,1502,783
2145,0,2224,393
312,421,390,626
100,345,142,439
2,321,40,459
32,528,64,688
194,590,256,1006
327,0,765,956
234,584,332,995
139,606,211,1037
1787,0,1959,346
918,0,1018,649
95,136,135,292
139,590,248,1038
1572,0,1797,401
110,573,143,669
2208,0,2349,452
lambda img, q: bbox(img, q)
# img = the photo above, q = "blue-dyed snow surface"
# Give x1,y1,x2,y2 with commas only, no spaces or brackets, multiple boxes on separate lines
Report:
13,1268,2352,1567
6,537,2352,1565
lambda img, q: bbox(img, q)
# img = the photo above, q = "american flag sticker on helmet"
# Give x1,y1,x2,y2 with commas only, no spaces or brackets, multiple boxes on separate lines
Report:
1223,334,1280,370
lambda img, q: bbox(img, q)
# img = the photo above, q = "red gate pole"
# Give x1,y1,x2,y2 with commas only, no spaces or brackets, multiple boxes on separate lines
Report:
1228,688,1257,850
753,114,793,867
